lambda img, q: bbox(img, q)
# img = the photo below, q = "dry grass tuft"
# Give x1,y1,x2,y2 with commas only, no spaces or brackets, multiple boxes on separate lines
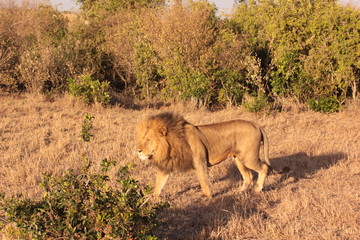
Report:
0,94,359,239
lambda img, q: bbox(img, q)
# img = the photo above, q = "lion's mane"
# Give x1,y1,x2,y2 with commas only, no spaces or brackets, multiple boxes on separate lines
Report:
140,112,194,173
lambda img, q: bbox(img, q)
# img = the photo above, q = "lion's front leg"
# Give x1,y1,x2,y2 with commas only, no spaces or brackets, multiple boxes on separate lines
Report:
153,170,170,197
194,160,212,197
185,125,212,197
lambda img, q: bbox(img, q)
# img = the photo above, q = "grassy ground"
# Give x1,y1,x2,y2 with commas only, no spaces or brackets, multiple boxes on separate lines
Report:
0,93,359,239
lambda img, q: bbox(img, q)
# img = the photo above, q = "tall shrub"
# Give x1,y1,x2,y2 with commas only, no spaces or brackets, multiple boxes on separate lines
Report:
304,2,360,102
0,7,21,91
87,0,165,93
136,1,257,106
231,0,360,111
142,1,218,104
15,6,69,92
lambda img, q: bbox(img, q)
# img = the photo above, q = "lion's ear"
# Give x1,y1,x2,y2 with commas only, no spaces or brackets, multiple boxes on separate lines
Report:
159,126,167,136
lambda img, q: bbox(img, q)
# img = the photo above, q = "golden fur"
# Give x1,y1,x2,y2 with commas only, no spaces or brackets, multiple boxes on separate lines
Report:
136,113,193,172
136,112,273,197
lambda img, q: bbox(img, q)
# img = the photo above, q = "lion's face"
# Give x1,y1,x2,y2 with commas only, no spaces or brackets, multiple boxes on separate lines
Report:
136,129,158,161
135,119,169,162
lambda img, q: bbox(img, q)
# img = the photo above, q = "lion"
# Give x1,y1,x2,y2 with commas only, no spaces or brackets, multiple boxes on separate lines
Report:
136,112,275,197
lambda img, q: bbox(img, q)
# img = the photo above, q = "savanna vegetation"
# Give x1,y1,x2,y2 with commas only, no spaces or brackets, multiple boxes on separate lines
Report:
0,0,359,111
0,0,359,239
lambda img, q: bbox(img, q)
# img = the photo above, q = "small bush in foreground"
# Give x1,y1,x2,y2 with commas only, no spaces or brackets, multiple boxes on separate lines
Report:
0,159,168,239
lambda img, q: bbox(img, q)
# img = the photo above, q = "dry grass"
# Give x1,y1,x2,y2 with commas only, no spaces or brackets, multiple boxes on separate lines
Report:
0,93,359,239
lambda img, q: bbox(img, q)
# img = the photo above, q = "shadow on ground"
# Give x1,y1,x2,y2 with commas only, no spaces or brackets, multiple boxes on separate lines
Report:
154,151,347,239
271,151,347,178
154,192,266,240
221,151,347,189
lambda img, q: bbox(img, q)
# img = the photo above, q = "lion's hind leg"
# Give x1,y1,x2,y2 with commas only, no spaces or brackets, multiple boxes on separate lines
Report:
234,157,253,192
245,159,269,192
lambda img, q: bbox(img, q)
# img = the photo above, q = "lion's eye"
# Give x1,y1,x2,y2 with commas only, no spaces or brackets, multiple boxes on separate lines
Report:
146,139,151,144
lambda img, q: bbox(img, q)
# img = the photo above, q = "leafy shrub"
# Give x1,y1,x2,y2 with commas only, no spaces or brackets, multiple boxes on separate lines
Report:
163,69,212,105
134,42,162,100
215,69,246,107
15,5,69,93
139,1,218,105
81,0,164,14
0,159,167,239
68,75,111,105
308,96,340,113
243,93,268,113
0,17,21,92
80,113,94,142
231,0,359,106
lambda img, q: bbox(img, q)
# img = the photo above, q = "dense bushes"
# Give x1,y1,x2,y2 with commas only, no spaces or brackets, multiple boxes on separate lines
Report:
0,0,359,112
0,160,167,239
106,1,263,106
232,0,359,111
0,5,70,92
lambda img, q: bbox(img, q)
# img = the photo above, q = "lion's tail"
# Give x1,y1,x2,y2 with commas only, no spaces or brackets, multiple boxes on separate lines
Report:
259,126,270,166
259,125,290,175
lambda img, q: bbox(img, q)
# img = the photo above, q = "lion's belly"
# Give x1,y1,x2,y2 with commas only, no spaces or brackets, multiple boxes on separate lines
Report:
208,150,237,166
198,120,260,166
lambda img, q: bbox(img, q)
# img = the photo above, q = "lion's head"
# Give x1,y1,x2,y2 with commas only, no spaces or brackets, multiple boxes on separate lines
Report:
135,112,194,173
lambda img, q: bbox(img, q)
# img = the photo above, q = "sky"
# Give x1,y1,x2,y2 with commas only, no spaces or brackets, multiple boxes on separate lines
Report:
49,0,359,12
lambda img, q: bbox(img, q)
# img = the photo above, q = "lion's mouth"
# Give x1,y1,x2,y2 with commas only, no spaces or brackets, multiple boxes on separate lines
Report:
137,151,153,161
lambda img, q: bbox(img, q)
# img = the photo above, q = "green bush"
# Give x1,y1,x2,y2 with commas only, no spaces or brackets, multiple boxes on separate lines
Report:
215,69,246,107
231,0,359,106
0,94,168,239
308,96,340,113
80,113,94,142
163,69,212,104
0,159,167,239
68,75,111,105
243,93,268,113
134,42,162,100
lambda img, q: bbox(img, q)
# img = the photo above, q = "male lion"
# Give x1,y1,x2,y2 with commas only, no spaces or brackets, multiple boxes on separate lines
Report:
136,112,272,197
